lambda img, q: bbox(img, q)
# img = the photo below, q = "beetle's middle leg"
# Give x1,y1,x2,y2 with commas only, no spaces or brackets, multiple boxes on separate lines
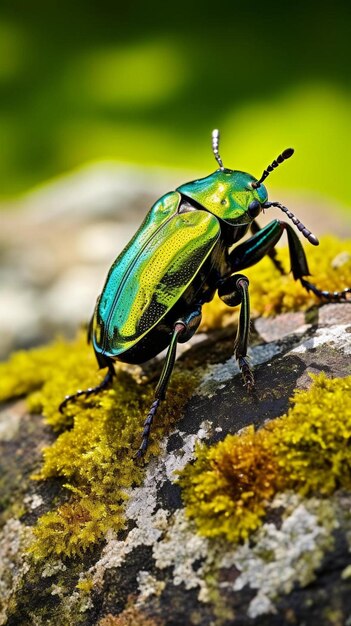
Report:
136,306,202,459
217,274,254,390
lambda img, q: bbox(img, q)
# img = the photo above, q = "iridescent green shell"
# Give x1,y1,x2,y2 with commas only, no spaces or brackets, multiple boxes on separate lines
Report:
177,169,268,224
92,191,221,357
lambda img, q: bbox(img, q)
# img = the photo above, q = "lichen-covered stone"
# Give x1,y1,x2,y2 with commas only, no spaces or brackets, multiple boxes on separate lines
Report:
0,294,351,624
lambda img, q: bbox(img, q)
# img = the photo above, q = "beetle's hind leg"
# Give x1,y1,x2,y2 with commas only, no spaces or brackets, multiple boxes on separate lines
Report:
59,358,115,414
136,307,202,459
218,274,254,390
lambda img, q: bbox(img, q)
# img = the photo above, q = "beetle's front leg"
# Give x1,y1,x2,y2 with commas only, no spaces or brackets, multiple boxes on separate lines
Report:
136,306,202,459
230,219,351,302
230,219,298,274
250,219,285,275
217,274,254,390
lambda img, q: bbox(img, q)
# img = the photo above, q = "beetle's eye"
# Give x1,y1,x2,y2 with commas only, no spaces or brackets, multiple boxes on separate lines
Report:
248,199,261,218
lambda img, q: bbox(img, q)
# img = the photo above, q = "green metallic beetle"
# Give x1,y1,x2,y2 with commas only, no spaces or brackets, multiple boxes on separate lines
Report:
60,130,351,457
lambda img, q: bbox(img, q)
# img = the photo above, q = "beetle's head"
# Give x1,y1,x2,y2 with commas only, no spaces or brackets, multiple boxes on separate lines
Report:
177,130,318,245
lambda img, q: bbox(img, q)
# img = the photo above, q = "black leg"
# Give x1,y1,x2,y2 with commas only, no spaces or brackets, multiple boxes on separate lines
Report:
231,219,350,302
218,274,254,390
230,219,309,277
299,279,351,302
251,219,285,275
59,359,115,414
135,306,202,458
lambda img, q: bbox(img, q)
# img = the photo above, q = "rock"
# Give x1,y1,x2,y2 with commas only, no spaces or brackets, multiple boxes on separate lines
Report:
254,310,309,342
0,303,351,626
0,287,41,356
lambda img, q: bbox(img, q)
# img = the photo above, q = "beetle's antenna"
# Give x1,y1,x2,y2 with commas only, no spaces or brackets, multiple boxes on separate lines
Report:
212,129,224,170
252,148,294,188
263,201,319,246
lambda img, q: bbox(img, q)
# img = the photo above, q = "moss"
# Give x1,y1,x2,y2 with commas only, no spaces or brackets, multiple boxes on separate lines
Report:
178,374,351,543
178,427,279,543
0,334,198,559
268,374,351,495
201,235,351,329
75,576,94,593
0,336,82,405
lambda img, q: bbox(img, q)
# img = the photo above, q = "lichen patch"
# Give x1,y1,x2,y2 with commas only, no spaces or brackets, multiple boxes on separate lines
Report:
0,518,33,625
292,324,351,355
89,423,212,589
198,341,283,397
227,494,335,618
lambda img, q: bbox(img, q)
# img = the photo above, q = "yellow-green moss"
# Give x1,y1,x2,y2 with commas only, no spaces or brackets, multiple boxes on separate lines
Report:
269,375,351,495
0,335,198,559
178,374,351,543
0,336,82,405
76,577,94,593
178,426,279,543
201,236,351,329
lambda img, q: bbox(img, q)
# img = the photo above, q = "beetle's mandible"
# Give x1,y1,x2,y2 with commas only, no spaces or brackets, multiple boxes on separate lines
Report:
60,130,351,457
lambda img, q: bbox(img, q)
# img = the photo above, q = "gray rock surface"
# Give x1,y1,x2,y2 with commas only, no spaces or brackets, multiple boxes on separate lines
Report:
0,303,351,626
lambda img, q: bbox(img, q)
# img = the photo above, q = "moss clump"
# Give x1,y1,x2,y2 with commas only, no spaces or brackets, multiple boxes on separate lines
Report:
0,334,198,559
178,426,279,543
0,336,81,405
268,375,351,495
179,374,351,543
201,236,351,329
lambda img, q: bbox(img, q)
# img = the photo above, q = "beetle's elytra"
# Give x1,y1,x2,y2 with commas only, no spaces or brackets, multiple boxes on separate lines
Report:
60,130,351,457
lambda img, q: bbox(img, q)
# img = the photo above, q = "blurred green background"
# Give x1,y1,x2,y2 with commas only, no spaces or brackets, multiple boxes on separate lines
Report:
1,0,351,209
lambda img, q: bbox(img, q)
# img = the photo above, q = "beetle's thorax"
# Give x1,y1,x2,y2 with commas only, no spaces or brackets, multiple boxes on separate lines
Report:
177,169,267,226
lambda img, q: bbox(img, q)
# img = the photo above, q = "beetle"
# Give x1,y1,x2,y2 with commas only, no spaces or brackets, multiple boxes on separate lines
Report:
60,130,351,457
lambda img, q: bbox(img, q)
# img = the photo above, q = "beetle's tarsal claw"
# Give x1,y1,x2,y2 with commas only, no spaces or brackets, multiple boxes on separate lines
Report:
58,364,114,413
59,396,70,414
238,357,255,391
135,398,161,459
300,278,351,302
134,448,146,464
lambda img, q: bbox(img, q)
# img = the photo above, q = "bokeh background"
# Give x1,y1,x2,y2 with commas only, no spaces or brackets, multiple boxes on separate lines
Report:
1,0,350,357
1,0,351,202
